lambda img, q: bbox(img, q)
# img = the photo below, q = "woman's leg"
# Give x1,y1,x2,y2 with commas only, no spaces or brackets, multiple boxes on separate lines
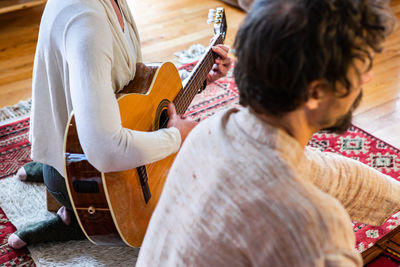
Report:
42,164,73,210
16,161,44,183
8,164,85,249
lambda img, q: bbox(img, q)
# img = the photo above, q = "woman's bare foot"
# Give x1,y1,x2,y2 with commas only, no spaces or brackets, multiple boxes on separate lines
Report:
7,207,84,249
57,206,72,226
8,233,27,249
15,167,27,181
8,207,70,249
15,162,44,183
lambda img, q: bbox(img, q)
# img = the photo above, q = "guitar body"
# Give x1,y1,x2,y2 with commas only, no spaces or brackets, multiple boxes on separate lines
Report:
64,62,182,247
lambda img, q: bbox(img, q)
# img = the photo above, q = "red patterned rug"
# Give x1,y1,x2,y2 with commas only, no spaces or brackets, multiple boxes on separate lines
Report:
0,118,31,180
0,207,35,266
0,63,399,265
0,118,34,266
308,127,400,252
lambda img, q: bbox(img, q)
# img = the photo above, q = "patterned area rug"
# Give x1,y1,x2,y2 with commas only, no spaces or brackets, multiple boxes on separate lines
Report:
0,208,35,266
0,119,31,179
309,127,400,252
0,62,399,265
0,100,31,126
0,117,34,266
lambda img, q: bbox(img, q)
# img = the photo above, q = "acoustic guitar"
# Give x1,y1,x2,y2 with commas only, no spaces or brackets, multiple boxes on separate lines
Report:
63,8,227,247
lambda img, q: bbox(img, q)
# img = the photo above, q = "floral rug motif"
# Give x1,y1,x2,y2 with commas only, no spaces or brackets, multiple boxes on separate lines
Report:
309,126,400,252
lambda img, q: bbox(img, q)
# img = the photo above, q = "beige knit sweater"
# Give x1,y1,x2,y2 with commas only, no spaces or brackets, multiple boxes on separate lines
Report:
137,107,400,266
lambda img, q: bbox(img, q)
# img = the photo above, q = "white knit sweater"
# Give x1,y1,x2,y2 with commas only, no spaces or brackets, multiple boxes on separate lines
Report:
137,107,400,266
30,0,181,176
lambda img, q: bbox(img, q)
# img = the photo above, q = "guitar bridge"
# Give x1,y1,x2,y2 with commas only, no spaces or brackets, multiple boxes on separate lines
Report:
136,165,151,204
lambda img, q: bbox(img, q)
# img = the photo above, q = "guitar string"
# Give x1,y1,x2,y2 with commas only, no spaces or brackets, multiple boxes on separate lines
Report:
174,34,223,112
157,57,211,130
178,34,223,112
174,43,218,114
182,35,222,106
136,35,223,175
140,57,213,172
175,52,212,112
181,53,214,112
144,45,216,175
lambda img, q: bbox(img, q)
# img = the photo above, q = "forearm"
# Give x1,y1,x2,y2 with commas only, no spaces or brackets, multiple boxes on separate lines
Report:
305,147,400,225
70,65,181,172
66,14,181,173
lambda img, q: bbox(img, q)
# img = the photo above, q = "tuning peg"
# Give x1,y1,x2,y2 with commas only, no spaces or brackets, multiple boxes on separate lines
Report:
207,9,215,24
208,9,215,19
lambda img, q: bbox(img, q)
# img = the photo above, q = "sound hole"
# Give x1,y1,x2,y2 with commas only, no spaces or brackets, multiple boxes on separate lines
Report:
158,109,169,129
154,99,170,131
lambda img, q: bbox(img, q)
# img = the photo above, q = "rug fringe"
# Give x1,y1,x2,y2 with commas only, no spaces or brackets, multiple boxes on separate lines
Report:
174,44,206,65
0,99,32,126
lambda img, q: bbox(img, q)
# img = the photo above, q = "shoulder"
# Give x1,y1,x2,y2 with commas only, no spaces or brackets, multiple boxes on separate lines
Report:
45,0,106,13
189,107,241,136
40,0,110,37
43,0,106,20
183,106,248,147
46,1,114,56
176,106,243,163
177,107,240,157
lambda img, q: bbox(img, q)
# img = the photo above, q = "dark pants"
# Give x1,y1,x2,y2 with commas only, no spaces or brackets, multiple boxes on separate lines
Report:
43,164,73,211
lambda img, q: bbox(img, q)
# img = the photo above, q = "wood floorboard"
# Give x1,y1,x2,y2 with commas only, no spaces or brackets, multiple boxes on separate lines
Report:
0,0,46,15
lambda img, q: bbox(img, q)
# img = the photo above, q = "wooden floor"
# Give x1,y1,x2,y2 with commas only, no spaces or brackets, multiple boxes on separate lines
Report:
0,0,399,148
0,0,46,15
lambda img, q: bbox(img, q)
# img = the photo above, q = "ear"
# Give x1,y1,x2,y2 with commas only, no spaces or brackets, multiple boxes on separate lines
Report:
304,80,327,110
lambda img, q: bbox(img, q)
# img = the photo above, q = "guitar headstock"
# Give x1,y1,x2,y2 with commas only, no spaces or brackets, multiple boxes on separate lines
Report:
207,7,227,41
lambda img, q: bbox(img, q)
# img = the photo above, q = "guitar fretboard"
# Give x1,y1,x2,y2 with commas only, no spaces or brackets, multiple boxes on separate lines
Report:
173,34,224,114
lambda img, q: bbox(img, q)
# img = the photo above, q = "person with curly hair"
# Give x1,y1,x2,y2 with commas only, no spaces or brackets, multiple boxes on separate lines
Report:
136,0,398,266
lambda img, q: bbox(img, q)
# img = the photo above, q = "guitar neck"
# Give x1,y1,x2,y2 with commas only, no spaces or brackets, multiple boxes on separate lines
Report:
173,34,224,114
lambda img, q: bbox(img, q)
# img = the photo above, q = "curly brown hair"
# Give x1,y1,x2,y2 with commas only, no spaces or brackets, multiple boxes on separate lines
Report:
234,0,395,116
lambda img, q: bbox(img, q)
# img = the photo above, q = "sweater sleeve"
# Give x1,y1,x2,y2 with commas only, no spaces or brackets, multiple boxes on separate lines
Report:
324,252,361,267
64,12,181,173
305,146,400,225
